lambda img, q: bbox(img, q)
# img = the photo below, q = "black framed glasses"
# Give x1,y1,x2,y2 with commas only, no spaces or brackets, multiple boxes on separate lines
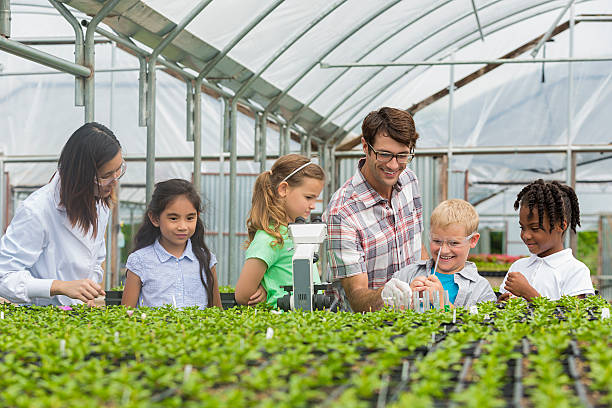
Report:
367,143,415,164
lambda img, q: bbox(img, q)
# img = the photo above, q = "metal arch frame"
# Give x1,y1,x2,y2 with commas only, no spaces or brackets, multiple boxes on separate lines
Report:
262,0,402,117
470,0,485,42
309,0,509,138
48,0,85,106
191,0,285,280
324,0,593,142
285,0,453,130
531,0,576,57
84,0,121,123
144,0,213,202
233,0,347,103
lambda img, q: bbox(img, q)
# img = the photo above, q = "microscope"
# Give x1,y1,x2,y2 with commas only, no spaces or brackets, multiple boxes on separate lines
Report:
277,217,332,311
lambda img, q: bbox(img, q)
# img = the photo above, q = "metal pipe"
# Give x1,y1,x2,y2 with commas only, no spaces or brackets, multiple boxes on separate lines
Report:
320,56,612,69
285,1,452,130
228,100,238,284
186,79,194,142
138,56,147,127
232,0,345,102
324,1,593,140
447,52,455,199
253,113,261,162
0,36,90,76
145,0,212,203
306,134,312,158
193,79,202,194
0,0,10,37
567,4,576,252
196,0,284,81
0,65,140,76
84,0,121,123
264,1,401,116
260,112,268,172
48,0,84,106
470,0,485,42
531,0,576,57
217,98,226,282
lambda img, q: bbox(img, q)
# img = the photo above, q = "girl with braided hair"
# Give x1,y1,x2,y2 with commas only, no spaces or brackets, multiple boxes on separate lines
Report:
235,154,326,307
499,179,594,301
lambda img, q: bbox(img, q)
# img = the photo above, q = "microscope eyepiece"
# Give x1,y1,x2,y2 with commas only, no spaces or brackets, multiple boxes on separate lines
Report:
294,216,306,224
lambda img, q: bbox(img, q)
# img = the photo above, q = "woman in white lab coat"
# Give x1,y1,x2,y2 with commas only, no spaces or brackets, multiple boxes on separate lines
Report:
0,122,124,305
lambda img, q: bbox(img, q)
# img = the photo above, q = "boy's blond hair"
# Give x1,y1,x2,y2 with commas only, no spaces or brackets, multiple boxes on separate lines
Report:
430,199,479,235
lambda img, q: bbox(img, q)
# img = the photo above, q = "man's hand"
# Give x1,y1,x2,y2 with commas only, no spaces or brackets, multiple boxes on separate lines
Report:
248,285,267,306
504,272,539,301
381,278,412,310
50,279,105,303
497,292,511,303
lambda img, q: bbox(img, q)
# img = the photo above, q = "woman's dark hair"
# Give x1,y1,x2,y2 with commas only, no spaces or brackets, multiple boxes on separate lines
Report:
514,179,581,234
58,122,121,237
133,179,214,307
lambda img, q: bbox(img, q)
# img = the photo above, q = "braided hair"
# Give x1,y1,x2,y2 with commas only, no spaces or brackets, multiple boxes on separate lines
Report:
514,179,581,234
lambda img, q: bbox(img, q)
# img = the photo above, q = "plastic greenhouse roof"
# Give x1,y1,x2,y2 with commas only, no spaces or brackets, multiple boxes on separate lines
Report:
53,0,612,144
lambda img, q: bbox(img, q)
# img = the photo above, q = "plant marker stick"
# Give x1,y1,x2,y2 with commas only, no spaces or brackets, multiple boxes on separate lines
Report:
412,291,418,311
602,307,610,320
401,361,410,382
172,295,177,308
431,250,441,277
114,331,119,343
266,327,274,339
469,305,478,315
433,291,439,309
59,339,66,357
424,291,429,311
183,364,193,383
452,308,456,324
1,311,3,319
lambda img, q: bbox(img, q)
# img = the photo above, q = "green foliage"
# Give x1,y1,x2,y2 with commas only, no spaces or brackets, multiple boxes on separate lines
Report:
577,230,598,275
0,297,610,406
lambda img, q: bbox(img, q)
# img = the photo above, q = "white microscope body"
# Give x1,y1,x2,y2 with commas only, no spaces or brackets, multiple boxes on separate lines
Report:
282,219,327,311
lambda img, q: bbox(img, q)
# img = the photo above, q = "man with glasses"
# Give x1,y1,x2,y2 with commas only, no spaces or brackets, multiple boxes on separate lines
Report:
323,107,428,312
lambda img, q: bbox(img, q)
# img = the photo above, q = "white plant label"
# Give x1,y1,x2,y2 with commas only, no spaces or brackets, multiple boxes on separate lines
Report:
266,327,274,339
469,305,478,315
602,307,610,320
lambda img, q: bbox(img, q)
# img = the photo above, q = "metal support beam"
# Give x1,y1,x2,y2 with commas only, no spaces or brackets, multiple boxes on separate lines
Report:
264,1,401,117
470,0,485,42
216,98,226,281
325,1,594,147
48,0,84,106
531,0,576,57
228,100,238,285
197,0,283,81
259,112,268,172
186,79,194,142
84,0,121,123
233,0,345,102
253,113,261,162
138,56,147,126
285,1,451,131
145,0,212,202
447,52,455,199
0,0,10,37
567,4,576,253
0,35,90,76
193,79,202,194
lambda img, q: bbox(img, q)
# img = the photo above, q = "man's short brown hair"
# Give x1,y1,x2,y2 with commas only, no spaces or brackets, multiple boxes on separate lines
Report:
362,107,418,151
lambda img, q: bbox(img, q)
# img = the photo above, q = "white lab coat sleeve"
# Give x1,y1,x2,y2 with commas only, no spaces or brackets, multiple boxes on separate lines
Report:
0,205,53,303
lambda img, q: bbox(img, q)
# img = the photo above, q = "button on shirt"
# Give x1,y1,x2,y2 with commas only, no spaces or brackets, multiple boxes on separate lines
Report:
323,158,424,311
0,174,109,305
500,249,594,300
126,238,217,309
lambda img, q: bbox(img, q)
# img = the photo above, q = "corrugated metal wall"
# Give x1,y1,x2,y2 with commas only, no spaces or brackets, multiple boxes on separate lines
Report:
201,173,258,286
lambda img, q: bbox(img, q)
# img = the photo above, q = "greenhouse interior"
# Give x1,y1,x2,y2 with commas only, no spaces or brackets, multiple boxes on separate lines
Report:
1,0,611,406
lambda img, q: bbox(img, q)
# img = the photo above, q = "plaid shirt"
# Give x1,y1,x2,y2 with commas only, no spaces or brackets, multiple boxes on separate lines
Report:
323,159,423,311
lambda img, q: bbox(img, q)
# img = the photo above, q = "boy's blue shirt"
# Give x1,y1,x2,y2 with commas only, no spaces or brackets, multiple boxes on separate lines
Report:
433,269,459,304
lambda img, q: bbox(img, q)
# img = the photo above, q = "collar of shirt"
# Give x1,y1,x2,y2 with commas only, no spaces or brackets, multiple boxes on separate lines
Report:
424,258,479,282
351,158,404,208
153,238,195,263
526,248,572,269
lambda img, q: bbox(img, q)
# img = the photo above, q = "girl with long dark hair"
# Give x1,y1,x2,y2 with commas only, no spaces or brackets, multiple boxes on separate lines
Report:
0,122,124,305
121,179,221,309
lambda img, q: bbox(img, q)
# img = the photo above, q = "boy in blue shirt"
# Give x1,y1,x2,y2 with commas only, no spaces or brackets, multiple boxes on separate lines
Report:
392,199,496,308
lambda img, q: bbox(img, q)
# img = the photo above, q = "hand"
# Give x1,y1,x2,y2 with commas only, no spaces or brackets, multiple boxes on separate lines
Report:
424,275,445,307
497,292,511,303
381,278,412,310
248,285,267,306
51,279,105,303
504,272,539,301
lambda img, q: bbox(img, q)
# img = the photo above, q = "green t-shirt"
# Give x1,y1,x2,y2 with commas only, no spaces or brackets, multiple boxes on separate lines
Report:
244,226,321,307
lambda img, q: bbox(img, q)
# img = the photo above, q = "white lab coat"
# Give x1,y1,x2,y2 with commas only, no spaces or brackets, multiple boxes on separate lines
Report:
0,174,109,305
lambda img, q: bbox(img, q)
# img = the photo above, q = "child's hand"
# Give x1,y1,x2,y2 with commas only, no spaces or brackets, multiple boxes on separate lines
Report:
497,292,511,303
248,285,267,306
424,275,445,307
409,276,428,292
504,272,539,301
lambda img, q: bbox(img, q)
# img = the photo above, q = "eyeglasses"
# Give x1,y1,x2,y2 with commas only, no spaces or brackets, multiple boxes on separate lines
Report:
367,143,415,164
429,232,476,248
96,161,126,187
